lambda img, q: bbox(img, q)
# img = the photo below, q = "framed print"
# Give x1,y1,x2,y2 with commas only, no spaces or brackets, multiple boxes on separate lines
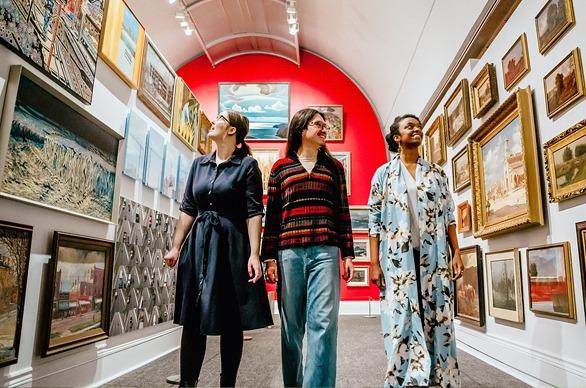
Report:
348,266,369,287
0,66,121,223
43,232,114,356
0,221,32,367
251,148,280,195
527,242,575,320
353,238,370,263
535,0,575,55
471,63,498,118
543,48,585,118
0,0,104,104
457,201,472,233
502,34,530,91
176,154,192,203
198,113,211,155
350,206,369,233
444,79,472,146
485,249,524,323
454,245,484,327
172,77,200,151
544,119,586,202
469,88,543,239
218,83,290,141
144,129,165,190
452,145,471,192
99,0,146,88
576,221,586,320
425,115,447,165
138,39,176,127
307,105,343,141
123,110,149,181
161,145,178,199
332,152,351,195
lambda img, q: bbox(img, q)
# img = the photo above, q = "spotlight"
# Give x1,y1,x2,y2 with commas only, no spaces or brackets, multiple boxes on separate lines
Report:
288,22,299,35
175,12,185,19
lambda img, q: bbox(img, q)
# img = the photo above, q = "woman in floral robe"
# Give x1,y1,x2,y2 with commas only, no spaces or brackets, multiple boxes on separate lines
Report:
368,114,464,387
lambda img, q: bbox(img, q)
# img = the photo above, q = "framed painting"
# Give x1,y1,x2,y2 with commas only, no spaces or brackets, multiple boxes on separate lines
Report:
544,119,586,202
251,148,280,195
485,248,524,323
576,221,586,320
161,144,178,199
347,266,369,287
0,221,32,367
454,245,484,327
469,88,543,239
307,105,343,141
144,128,165,190
172,77,200,151
176,154,192,203
0,66,121,223
526,242,575,320
350,206,369,233
99,0,146,88
198,113,211,155
218,83,290,141
425,115,446,165
0,0,104,104
332,152,351,195
353,238,370,263
543,48,585,118
452,145,471,192
444,79,472,146
138,39,176,127
502,34,530,91
43,232,114,356
457,201,472,233
471,63,498,118
123,110,149,181
535,0,575,55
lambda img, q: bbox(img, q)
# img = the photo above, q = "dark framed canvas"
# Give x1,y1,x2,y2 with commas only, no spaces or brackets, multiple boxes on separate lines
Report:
485,248,524,323
0,221,32,367
535,0,575,55
444,79,472,146
471,63,498,118
454,245,484,327
502,34,530,91
543,48,585,118
307,105,343,141
576,221,586,321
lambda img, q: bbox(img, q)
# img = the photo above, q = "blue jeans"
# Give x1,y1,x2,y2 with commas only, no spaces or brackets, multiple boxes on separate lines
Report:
277,245,340,388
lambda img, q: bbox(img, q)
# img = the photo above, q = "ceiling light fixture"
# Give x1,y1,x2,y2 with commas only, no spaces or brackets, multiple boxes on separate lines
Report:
168,0,177,4
175,12,185,19
286,0,298,35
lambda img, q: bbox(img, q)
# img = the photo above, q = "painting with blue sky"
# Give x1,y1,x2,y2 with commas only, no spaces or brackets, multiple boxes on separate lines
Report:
123,111,148,181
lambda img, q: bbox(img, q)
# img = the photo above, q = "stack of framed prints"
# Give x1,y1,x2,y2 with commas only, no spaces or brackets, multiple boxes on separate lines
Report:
454,245,484,327
172,78,200,151
308,105,344,141
485,249,524,323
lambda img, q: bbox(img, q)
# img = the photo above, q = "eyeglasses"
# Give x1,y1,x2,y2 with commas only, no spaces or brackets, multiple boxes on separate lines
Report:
308,121,328,130
216,114,232,126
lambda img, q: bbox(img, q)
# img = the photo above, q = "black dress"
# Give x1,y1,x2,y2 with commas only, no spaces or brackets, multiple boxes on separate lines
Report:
174,151,273,335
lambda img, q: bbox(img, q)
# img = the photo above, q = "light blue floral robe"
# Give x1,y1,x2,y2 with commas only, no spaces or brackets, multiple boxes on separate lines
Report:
368,154,460,388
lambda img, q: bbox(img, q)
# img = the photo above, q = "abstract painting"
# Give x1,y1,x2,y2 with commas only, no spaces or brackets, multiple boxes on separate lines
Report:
332,151,351,195
455,245,484,327
535,0,575,54
161,144,178,199
251,148,280,195
485,249,524,323
308,105,343,141
144,128,164,190
502,34,530,91
172,77,200,151
123,110,149,181
543,48,585,118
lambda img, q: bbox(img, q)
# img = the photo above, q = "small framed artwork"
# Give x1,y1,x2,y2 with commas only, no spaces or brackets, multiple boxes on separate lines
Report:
123,110,149,181
251,148,280,195
457,201,472,233
444,79,472,146
485,248,524,323
470,63,498,118
172,77,200,151
451,145,471,192
144,128,165,190
99,0,146,88
543,119,586,202
176,155,192,202
535,0,575,55
502,34,530,91
0,221,33,367
454,245,484,327
307,105,344,141
161,144,178,199
198,113,212,155
43,232,114,356
526,242,575,320
348,266,369,287
353,238,370,263
349,206,369,233
425,115,447,165
543,48,585,118
331,152,351,195
576,221,586,319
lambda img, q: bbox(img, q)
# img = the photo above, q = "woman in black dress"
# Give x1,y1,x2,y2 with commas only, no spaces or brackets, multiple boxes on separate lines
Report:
164,110,273,387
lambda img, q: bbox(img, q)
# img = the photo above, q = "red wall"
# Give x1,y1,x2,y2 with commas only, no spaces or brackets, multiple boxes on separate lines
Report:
178,50,386,301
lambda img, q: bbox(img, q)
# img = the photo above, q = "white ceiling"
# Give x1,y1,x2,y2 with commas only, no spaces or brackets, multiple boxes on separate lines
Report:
126,0,488,129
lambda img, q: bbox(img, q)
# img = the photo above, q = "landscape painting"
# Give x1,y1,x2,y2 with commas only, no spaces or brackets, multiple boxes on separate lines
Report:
502,34,530,90
444,79,471,146
486,249,524,323
350,206,369,233
452,146,471,192
455,245,484,326
123,111,149,181
543,48,584,118
535,0,575,54
353,238,370,263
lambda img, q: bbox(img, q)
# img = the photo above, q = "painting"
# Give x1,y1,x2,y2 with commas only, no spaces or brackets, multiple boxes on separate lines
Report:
123,110,149,181
0,0,104,104
469,88,543,239
457,201,472,233
471,63,498,118
99,0,145,88
454,245,484,327
176,154,192,203
0,221,32,367
527,242,575,320
353,238,370,263
502,34,530,91
161,144,178,199
544,119,586,202
332,152,351,195
543,48,585,118
444,79,471,146
198,113,211,155
251,148,280,195
43,232,114,356
218,83,290,141
535,0,575,54
307,105,343,141
452,145,471,192
138,40,176,127
350,206,369,233
425,115,446,165
347,266,369,287
143,128,165,191
0,66,121,223
576,221,586,320
485,249,524,323
172,77,200,151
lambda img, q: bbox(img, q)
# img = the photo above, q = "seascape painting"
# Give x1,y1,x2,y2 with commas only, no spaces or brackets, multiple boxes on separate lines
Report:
176,155,192,203
219,83,289,140
350,207,369,233
138,41,175,126
123,111,148,181
161,145,178,199
144,128,164,190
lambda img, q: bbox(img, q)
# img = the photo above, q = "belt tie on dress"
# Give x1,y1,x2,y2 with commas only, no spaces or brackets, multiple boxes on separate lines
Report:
195,211,223,300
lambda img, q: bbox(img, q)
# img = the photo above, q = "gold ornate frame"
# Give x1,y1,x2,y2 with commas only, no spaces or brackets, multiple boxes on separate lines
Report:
543,48,585,118
502,33,530,91
457,201,471,233
535,0,575,55
471,63,498,118
172,77,200,151
425,115,447,165
444,79,472,146
451,144,471,192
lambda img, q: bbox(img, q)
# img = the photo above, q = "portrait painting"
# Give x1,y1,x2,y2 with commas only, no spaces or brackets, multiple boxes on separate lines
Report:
454,245,484,327
502,34,530,91
347,266,369,287
251,148,280,195
457,201,471,233
485,249,524,323
471,63,498,118
535,0,575,54
308,105,343,141
543,48,585,118
452,145,471,192
219,83,289,141
332,152,351,195
172,77,200,151
144,128,165,191
425,115,446,165
444,79,471,146
350,206,369,233
161,145,178,199
353,238,370,263
123,110,149,181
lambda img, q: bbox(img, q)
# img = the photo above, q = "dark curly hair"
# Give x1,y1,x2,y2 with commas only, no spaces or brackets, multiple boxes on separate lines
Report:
385,114,421,153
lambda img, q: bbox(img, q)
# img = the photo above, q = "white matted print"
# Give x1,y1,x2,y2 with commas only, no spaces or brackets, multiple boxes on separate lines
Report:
348,266,369,287
353,238,370,262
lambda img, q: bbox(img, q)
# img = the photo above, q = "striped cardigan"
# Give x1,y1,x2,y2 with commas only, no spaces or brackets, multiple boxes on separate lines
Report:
261,153,354,261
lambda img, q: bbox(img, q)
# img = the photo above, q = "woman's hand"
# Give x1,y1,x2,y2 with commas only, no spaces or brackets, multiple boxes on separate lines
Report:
341,257,354,282
164,247,180,268
264,260,279,284
248,254,262,283
370,262,386,290
452,249,464,280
